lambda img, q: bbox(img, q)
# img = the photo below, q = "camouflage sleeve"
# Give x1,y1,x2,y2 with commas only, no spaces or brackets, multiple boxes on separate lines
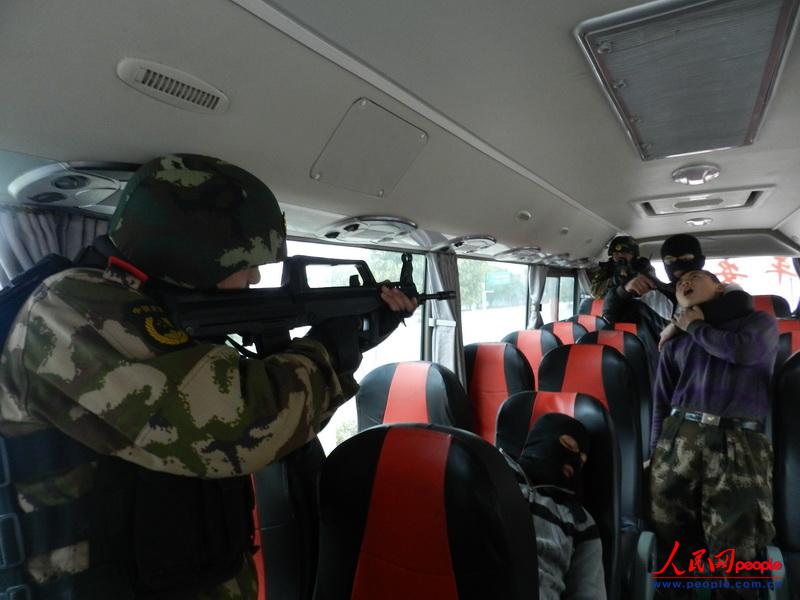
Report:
3,272,357,478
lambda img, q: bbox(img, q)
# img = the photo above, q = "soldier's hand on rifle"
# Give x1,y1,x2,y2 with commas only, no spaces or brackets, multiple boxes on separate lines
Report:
379,286,418,317
624,274,655,297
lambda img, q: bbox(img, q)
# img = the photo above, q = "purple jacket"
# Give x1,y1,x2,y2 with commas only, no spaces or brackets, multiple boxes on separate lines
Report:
650,309,778,451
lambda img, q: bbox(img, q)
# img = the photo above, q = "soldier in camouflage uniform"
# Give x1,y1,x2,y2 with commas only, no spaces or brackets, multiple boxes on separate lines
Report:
649,270,777,599
0,154,416,599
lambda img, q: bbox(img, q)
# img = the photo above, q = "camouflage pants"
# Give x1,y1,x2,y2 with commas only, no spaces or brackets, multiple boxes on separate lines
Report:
649,415,775,600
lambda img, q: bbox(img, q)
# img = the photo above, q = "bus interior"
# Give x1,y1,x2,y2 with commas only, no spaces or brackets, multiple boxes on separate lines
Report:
1,0,800,598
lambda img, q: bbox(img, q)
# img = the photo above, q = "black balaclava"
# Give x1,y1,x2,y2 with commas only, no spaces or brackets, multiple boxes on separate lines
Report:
660,234,705,283
517,413,590,494
608,236,639,259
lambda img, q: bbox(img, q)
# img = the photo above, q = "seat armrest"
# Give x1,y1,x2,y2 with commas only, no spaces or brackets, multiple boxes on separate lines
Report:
765,545,790,600
630,530,656,600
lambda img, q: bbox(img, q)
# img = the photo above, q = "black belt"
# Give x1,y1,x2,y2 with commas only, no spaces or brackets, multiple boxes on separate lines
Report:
670,408,764,433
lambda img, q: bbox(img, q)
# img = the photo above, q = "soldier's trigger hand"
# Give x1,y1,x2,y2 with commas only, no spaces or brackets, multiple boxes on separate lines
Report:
379,286,418,317
306,316,363,374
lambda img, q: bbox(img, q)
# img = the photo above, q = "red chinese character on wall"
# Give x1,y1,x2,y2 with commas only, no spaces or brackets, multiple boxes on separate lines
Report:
716,259,748,284
766,257,797,285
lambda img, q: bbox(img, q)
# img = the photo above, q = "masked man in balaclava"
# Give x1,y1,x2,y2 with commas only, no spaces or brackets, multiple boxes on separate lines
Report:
508,413,606,600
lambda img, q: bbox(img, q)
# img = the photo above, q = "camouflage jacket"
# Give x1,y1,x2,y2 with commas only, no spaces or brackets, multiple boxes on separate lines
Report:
0,265,358,598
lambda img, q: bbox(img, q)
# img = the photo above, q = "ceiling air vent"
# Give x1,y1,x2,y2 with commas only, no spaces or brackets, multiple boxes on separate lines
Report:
576,0,800,160
432,235,497,254
632,186,773,217
317,215,418,245
117,58,230,114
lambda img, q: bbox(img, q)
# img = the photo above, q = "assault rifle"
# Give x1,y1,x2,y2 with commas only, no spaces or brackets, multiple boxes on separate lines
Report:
156,253,454,357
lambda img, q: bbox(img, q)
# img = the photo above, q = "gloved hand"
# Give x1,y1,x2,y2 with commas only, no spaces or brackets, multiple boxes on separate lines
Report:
359,286,418,352
306,316,363,374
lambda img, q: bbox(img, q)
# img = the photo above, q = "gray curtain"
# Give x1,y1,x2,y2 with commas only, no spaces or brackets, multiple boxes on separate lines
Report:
0,207,108,287
577,269,592,297
527,265,549,329
426,250,466,386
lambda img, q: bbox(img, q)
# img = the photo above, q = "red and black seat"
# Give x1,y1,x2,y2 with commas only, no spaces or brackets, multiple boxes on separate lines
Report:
541,321,589,345
577,330,653,458
536,345,642,528
579,297,605,317
500,329,561,378
356,362,473,431
464,343,533,442
565,314,611,333
776,332,800,374
495,391,620,599
777,319,800,334
773,353,800,594
753,294,791,318
612,322,639,336
315,424,539,600
252,439,325,600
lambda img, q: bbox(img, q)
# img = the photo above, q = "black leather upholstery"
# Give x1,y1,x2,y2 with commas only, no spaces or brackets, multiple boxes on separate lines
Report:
496,391,620,600
464,343,533,442
579,298,605,317
577,330,653,459
753,294,791,318
253,438,325,600
315,424,539,600
501,329,561,377
566,314,611,333
356,361,473,431
774,353,800,595
541,321,589,345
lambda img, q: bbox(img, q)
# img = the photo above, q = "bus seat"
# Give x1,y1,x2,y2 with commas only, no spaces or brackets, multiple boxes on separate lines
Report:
579,297,605,317
754,294,791,318
356,362,473,431
314,424,539,600
776,332,800,374
253,438,325,600
464,342,533,442
772,353,800,596
495,391,625,600
578,330,653,460
541,321,589,345
777,319,800,334
536,345,644,538
501,329,561,380
566,314,611,333
613,322,639,336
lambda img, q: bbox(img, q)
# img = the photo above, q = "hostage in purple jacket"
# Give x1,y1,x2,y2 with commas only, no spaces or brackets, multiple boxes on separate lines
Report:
648,270,777,597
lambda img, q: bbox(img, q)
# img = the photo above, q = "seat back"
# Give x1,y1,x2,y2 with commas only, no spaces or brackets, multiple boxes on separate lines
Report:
464,343,533,442
579,297,605,317
356,362,473,431
612,322,639,336
536,344,642,525
541,321,589,345
566,314,611,333
315,425,539,600
773,353,800,595
753,294,791,318
577,330,653,458
776,332,800,374
777,319,800,334
495,391,620,600
501,329,561,379
253,438,325,600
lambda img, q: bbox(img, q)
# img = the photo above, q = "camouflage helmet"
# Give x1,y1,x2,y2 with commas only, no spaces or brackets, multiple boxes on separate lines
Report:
607,235,639,257
109,154,287,289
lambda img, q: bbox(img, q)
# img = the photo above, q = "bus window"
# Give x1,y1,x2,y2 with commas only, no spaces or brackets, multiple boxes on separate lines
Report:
258,240,425,454
651,256,800,311
459,259,528,345
540,274,578,324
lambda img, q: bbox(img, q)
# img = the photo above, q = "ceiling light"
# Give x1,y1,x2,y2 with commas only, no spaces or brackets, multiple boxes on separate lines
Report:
671,164,721,186
432,235,497,254
686,217,713,226
576,0,800,160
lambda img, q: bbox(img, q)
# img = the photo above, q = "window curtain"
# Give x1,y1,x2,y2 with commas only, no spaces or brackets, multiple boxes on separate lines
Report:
0,207,108,287
577,269,592,297
527,265,548,329
425,250,466,387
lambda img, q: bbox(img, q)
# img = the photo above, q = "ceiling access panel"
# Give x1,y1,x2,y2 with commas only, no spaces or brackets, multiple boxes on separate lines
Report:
576,0,800,160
